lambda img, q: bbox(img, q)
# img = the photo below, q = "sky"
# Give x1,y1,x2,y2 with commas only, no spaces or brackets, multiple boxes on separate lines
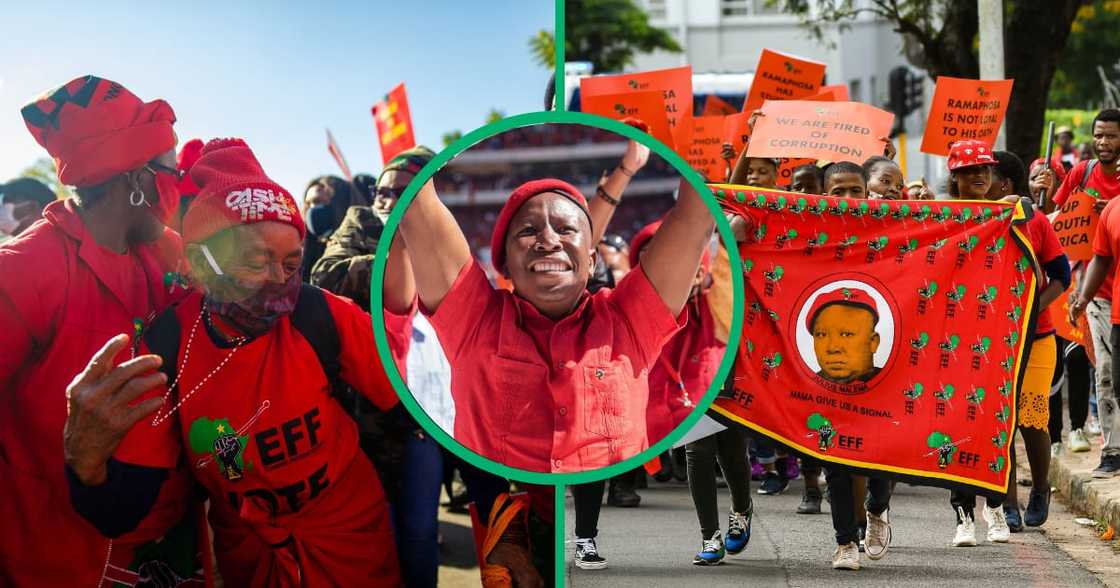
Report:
0,0,553,199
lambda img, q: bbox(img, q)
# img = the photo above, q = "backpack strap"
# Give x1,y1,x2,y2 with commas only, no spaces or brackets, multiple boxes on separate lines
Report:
289,284,343,395
1081,160,1099,192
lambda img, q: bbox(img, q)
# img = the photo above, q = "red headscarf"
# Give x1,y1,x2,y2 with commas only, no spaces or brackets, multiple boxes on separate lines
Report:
21,75,177,187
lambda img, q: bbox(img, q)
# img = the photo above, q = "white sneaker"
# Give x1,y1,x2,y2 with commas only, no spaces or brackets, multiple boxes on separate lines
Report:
983,504,1010,543
832,541,861,570
1051,442,1063,458
865,509,891,560
953,507,977,547
1087,417,1102,436
1069,429,1091,452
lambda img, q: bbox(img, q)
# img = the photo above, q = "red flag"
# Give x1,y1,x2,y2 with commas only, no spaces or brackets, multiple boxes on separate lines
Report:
325,128,352,181
711,185,1037,493
372,83,417,165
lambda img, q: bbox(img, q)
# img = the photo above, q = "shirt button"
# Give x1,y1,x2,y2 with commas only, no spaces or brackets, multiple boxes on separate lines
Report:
595,369,605,379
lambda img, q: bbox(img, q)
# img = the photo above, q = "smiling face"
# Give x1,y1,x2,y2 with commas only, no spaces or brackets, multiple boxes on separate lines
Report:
953,165,993,199
811,304,880,383
503,192,595,319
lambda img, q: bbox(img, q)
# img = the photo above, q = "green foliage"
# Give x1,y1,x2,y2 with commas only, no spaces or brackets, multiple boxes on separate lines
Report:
528,30,556,68
565,0,682,72
1047,1,1120,109
1039,109,1103,152
17,158,72,200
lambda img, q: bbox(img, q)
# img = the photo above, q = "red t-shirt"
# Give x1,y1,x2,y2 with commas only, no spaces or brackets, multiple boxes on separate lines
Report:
426,260,683,473
1055,160,1120,300
1024,211,1064,335
117,289,400,586
1093,198,1120,324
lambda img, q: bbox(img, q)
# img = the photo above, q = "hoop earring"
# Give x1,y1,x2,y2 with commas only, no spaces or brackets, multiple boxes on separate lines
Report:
129,189,149,207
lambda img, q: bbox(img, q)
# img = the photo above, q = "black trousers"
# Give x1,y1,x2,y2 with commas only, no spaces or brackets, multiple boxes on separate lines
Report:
1050,338,1091,440
825,467,891,545
950,489,1003,521
686,428,753,539
572,481,605,539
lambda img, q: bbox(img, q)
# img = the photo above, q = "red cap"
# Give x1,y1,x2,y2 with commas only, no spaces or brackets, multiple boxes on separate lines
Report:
490,179,590,275
176,138,205,195
182,138,305,244
947,140,996,171
21,75,177,187
628,219,710,270
805,287,879,332
1030,157,1067,184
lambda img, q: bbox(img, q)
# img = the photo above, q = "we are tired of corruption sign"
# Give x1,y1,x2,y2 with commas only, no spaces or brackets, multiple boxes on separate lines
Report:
711,186,1039,493
746,100,894,163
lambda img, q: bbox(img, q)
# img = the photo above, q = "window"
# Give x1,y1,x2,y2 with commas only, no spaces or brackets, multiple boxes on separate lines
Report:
721,0,781,16
645,0,667,20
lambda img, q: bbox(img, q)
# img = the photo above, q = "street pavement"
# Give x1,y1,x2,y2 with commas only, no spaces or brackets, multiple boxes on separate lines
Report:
565,475,1107,587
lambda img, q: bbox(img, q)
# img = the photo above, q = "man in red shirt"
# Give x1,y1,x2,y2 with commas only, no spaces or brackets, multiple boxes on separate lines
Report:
63,138,402,586
1061,109,1120,478
389,165,712,473
0,76,202,586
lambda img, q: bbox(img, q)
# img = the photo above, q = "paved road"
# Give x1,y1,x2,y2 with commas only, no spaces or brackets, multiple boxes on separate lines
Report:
564,475,1106,587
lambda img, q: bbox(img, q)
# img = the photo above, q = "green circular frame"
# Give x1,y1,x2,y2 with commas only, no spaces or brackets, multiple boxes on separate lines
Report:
370,110,745,484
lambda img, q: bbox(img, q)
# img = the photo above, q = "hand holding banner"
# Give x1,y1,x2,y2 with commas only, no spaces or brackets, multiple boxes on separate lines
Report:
372,83,417,165
744,49,826,113
920,77,1014,156
746,100,894,163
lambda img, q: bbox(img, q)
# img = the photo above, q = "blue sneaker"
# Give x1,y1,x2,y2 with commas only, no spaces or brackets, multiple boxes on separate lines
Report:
725,509,752,554
692,531,726,565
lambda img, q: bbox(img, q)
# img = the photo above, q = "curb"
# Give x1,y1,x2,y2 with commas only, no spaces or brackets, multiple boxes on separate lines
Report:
1049,445,1120,532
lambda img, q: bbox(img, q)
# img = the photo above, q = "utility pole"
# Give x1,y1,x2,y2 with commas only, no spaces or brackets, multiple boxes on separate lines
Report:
978,0,1006,150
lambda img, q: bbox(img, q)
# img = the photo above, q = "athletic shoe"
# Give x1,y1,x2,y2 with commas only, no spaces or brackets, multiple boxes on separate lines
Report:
953,507,977,547
692,531,726,566
726,509,752,554
1004,505,1024,532
1092,454,1120,478
574,538,607,570
757,471,788,495
832,542,860,570
784,457,801,481
1050,442,1063,459
797,487,823,514
1087,416,1102,436
857,525,866,553
1025,487,1051,527
865,509,891,560
982,504,1010,543
1069,429,1091,453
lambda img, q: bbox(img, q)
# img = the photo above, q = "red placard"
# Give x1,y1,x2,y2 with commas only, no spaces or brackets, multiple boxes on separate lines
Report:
744,49,827,113
1051,191,1099,261
920,77,1014,156
746,100,894,163
580,66,693,143
704,95,739,116
580,90,676,149
820,84,850,101
372,82,417,165
684,116,732,183
710,185,1037,492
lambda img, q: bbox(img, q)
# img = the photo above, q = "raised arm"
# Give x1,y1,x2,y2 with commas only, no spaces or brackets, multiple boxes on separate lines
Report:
382,232,416,315
396,179,473,313
639,179,716,315
589,139,649,244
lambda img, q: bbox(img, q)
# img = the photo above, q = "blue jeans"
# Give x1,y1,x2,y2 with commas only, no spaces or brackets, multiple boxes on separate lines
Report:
392,433,443,588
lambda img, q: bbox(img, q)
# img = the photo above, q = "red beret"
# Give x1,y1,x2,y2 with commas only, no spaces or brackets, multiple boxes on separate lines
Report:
806,287,879,333
628,219,710,271
182,138,305,244
490,178,590,275
21,75,177,187
176,138,205,195
947,140,996,171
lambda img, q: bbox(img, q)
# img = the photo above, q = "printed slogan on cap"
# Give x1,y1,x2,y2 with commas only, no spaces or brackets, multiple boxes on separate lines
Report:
710,185,1039,493
921,77,1014,156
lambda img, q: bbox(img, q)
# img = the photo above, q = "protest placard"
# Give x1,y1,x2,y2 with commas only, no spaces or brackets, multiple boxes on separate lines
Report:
746,100,894,163
580,90,676,149
684,116,731,182
371,83,416,165
580,66,693,142
743,49,826,113
920,77,1014,156
704,95,739,116
1051,191,1099,261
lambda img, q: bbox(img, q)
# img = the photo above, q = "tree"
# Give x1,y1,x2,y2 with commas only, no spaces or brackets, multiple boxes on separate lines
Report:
565,0,682,73
529,30,556,69
773,0,1088,165
486,109,506,124
442,130,463,147
1047,0,1120,108
19,157,72,200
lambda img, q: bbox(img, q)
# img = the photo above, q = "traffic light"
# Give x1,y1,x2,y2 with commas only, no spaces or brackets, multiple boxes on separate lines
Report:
888,66,924,136
907,71,924,114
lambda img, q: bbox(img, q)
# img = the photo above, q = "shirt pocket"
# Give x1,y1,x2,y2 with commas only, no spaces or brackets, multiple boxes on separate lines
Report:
582,364,629,440
489,357,547,462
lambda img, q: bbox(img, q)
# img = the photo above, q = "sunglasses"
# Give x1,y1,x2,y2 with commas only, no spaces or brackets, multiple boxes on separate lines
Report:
373,185,404,201
145,161,185,182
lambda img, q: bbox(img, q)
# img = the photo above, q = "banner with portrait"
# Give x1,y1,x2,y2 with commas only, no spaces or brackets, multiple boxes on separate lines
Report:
710,185,1040,493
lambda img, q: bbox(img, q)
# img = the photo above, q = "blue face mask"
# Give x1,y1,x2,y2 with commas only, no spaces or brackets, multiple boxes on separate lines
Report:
305,204,336,238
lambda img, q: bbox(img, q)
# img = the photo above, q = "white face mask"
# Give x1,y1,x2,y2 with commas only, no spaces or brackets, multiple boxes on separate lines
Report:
0,203,20,236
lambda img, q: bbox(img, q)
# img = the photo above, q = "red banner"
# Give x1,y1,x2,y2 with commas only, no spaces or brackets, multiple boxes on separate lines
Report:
744,49,826,113
746,100,894,163
711,185,1038,493
920,77,1014,156
372,83,417,165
